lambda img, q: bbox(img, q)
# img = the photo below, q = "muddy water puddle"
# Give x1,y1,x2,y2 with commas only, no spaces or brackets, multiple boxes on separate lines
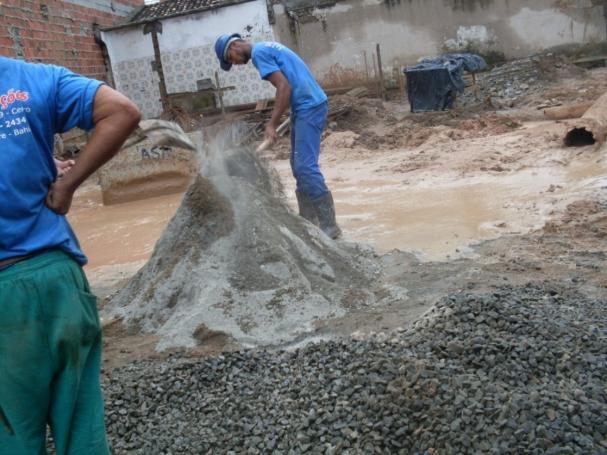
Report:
334,177,539,260
335,167,606,260
564,158,607,188
68,185,183,270
277,155,607,261
69,153,606,275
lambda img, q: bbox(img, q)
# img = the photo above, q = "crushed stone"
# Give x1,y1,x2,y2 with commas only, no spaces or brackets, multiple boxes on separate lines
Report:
103,283,607,453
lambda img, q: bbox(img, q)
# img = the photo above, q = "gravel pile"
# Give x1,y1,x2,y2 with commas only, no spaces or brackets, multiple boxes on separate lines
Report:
103,283,607,453
458,56,583,109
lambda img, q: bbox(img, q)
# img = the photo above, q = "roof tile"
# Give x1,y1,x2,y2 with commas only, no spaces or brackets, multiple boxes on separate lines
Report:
130,0,252,23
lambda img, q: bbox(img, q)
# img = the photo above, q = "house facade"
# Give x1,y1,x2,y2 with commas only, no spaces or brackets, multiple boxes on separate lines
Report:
270,0,607,87
101,0,276,118
101,0,607,118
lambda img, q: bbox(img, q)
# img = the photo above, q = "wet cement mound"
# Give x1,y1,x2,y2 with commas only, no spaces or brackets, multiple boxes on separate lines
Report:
104,132,381,350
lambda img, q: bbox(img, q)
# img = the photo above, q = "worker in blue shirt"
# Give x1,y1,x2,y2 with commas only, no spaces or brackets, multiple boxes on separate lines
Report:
215,34,342,239
0,56,141,454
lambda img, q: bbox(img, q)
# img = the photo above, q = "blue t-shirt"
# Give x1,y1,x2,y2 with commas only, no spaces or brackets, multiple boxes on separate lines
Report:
0,56,102,265
252,42,327,113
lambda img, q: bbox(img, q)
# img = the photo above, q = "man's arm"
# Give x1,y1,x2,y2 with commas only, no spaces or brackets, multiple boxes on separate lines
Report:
265,71,291,142
46,85,141,214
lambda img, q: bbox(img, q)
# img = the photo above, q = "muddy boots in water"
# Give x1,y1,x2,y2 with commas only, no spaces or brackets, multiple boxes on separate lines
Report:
296,190,319,226
311,191,342,239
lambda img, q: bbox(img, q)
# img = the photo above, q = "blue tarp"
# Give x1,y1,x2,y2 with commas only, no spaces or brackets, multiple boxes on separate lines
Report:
404,53,487,112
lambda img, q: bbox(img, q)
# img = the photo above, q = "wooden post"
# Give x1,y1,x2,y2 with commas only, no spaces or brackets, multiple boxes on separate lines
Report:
398,66,405,101
544,102,593,121
212,72,236,115
371,52,377,82
376,43,386,101
144,21,170,113
363,51,369,80
215,71,225,115
472,72,478,101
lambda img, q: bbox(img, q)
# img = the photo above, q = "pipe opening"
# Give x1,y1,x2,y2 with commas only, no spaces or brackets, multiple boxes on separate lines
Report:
564,128,596,147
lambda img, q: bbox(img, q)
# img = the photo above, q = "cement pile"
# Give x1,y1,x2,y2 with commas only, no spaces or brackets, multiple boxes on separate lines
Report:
103,125,382,350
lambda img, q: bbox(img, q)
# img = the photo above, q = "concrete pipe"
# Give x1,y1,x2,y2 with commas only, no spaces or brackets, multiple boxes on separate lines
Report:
564,92,607,147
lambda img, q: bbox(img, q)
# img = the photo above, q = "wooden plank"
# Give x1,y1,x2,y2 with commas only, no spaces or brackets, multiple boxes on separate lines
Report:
573,55,607,69
255,99,270,111
345,87,368,98
573,55,607,64
376,43,386,101
544,102,593,120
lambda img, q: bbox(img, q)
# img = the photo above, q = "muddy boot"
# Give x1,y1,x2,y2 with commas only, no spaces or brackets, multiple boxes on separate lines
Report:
311,191,342,239
296,190,319,226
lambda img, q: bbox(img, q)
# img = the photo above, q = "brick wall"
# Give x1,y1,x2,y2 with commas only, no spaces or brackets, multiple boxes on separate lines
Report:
0,0,143,81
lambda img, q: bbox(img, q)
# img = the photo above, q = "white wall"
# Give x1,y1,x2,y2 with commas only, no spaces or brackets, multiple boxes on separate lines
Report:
272,0,606,87
101,0,276,118
102,0,607,114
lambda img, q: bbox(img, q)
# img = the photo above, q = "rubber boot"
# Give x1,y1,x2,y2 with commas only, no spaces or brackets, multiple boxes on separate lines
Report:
296,190,319,226
311,191,342,239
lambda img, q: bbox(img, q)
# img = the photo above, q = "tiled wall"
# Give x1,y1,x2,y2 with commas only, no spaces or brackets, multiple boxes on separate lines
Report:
114,58,161,118
114,42,276,118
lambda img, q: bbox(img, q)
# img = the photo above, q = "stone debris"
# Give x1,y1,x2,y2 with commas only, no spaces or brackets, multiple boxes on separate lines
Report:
458,55,585,109
103,283,607,453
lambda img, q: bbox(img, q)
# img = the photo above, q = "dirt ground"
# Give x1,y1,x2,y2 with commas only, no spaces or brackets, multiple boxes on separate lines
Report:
69,63,607,370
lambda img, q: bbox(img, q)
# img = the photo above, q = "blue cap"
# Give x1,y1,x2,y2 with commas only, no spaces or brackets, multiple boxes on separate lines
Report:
214,33,242,71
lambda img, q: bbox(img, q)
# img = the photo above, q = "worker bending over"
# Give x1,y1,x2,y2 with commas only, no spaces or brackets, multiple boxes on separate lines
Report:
215,34,342,239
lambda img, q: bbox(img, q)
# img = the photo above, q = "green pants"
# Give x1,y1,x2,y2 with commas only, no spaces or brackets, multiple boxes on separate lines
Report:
0,251,109,454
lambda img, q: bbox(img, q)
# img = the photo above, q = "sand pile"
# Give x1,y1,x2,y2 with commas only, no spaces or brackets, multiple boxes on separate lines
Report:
103,124,382,350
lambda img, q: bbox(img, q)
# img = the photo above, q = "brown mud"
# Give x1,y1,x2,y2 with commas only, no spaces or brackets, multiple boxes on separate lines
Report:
69,66,607,369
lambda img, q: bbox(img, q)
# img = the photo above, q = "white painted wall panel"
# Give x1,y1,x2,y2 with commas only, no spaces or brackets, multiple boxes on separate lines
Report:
101,0,276,118
272,0,606,87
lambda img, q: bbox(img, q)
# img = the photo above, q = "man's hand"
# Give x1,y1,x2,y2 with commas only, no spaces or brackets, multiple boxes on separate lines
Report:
45,179,74,215
54,158,75,177
264,123,278,143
